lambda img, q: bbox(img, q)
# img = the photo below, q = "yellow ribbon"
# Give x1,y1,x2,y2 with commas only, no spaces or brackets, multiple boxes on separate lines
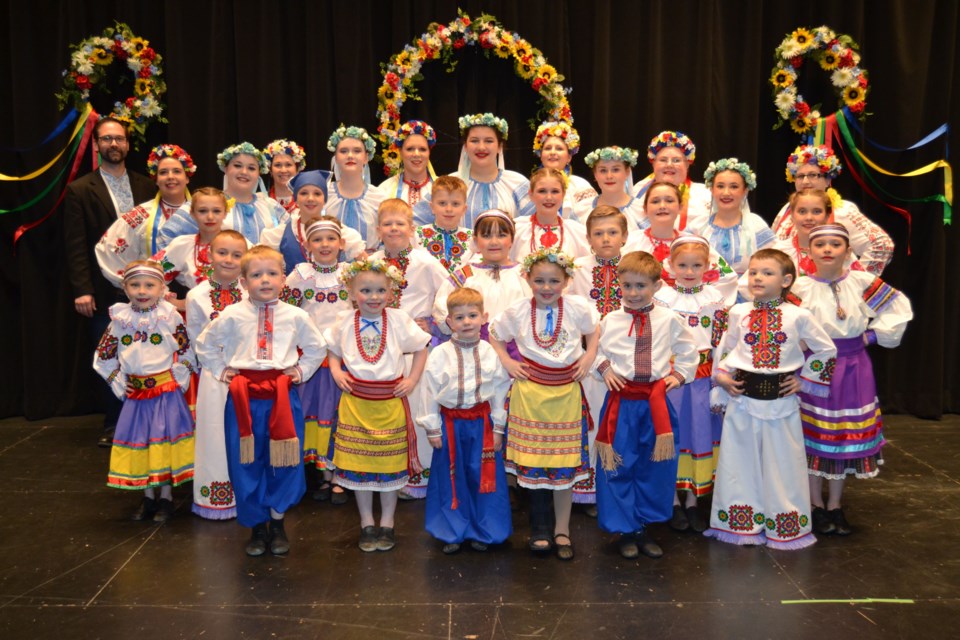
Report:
852,146,952,207
0,104,94,181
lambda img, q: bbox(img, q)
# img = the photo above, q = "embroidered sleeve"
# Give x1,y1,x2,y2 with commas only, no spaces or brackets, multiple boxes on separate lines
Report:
710,308,729,348
281,284,303,307
797,311,838,396
92,324,126,399
863,276,913,348
862,277,898,313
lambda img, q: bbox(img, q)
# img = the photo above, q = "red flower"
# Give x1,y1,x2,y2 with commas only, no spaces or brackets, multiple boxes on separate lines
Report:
140,47,156,61
75,74,92,89
839,51,854,68
453,38,465,50
703,269,720,284
385,72,400,90
112,41,128,59
461,17,471,26
848,101,865,114
790,56,803,69
795,101,811,117
532,77,546,91
126,97,135,108
138,66,152,78
480,33,494,49
858,75,868,88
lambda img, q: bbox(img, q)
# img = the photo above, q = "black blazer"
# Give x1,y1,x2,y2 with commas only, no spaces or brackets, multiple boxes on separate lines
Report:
63,169,157,313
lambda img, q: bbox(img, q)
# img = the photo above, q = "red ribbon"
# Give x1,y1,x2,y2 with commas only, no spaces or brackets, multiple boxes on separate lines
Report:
13,108,100,247
440,401,495,510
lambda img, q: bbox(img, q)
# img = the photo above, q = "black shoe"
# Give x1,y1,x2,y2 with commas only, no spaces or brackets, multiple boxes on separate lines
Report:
153,498,174,523
669,505,690,532
829,508,852,536
618,534,639,559
442,543,461,554
359,526,380,552
583,505,598,518
376,527,396,551
554,534,574,561
269,518,290,555
132,498,158,521
812,506,836,534
685,505,707,533
331,487,349,505
638,530,664,558
246,523,270,557
469,540,488,552
313,482,332,502
97,431,115,448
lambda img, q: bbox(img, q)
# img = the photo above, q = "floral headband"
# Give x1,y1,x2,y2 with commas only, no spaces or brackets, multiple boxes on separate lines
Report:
584,146,639,168
146,144,196,178
521,246,577,278
393,120,437,148
217,142,269,174
703,157,758,191
647,130,696,163
339,258,404,289
263,139,307,171
785,144,842,182
327,124,377,157
533,121,580,156
458,113,509,140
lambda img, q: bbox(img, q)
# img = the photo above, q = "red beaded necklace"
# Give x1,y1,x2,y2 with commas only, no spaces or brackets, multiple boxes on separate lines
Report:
530,297,564,349
354,310,388,363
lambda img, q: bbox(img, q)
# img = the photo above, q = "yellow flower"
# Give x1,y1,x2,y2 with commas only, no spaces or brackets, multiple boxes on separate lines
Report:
843,85,864,106
134,78,153,96
378,85,396,103
819,51,840,70
396,51,411,66
790,116,812,134
537,64,557,82
515,60,536,79
92,48,113,65
770,68,794,88
514,40,531,59
383,148,401,164
128,36,148,53
791,28,814,51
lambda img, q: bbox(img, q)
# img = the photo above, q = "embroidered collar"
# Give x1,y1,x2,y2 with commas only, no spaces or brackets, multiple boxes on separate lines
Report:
674,283,704,294
452,337,480,349
210,278,241,291
752,298,783,310
624,302,655,314
311,261,340,274
403,175,430,190
596,255,620,267
250,298,279,308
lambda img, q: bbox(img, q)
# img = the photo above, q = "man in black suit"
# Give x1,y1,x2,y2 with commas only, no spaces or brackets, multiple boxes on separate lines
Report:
63,117,157,446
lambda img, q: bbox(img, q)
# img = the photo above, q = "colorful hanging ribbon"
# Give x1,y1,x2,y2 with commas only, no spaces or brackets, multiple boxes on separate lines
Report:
12,107,99,247
0,105,92,181
0,107,79,152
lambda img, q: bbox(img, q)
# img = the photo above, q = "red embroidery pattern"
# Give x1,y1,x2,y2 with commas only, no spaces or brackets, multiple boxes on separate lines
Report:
590,257,621,317
121,206,150,228
256,303,275,361
743,303,787,369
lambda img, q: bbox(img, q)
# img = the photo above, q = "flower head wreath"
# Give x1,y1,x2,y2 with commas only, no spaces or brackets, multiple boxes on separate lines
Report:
521,246,577,278
327,124,377,157
146,144,196,178
647,130,696,163
382,120,437,177
533,121,581,157
785,144,842,182
584,146,639,168
263,139,307,171
339,258,404,289
217,142,269,174
703,157,758,191
458,113,509,140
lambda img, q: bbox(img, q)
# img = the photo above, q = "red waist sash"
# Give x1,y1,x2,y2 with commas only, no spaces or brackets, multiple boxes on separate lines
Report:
228,369,298,467
521,357,577,386
440,402,496,510
347,374,423,477
595,378,673,470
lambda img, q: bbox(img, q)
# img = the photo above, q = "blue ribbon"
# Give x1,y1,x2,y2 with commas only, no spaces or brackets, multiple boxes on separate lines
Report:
841,107,949,157
360,318,381,334
0,108,79,152
544,305,555,335
438,227,455,263
233,200,265,245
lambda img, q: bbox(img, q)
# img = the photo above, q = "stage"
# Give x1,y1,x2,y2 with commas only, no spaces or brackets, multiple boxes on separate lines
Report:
0,413,957,638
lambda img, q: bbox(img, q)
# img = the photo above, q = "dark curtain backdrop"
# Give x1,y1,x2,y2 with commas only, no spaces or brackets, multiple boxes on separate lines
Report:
1,0,957,419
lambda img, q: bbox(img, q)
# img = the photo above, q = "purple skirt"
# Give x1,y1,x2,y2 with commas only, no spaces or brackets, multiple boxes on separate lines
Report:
480,323,521,362
299,365,341,468
800,336,884,479
668,376,723,496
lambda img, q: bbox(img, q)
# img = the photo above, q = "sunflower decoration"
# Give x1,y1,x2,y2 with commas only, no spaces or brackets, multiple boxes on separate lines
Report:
374,10,574,168
55,21,167,148
769,24,869,133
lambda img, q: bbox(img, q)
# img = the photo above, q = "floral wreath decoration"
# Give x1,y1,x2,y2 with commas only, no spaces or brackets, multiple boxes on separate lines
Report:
263,139,307,171
382,120,437,177
784,144,842,182
703,158,757,191
647,131,696,163
55,21,167,148
146,144,196,178
458,113,509,139
216,142,269,174
339,258,404,289
375,10,574,166
584,146,639,169
769,26,868,134
521,246,577,277
533,121,581,157
327,124,377,157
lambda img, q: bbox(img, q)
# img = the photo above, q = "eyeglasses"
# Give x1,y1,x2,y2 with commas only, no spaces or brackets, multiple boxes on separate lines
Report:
655,157,685,166
98,135,127,144
795,172,822,181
